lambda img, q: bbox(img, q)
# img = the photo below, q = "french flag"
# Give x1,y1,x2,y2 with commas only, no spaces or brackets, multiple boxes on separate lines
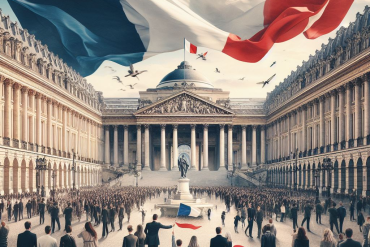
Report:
177,203,201,217
8,0,354,77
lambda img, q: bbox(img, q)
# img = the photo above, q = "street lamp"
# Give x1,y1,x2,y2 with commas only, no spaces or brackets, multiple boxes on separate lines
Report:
51,170,56,200
35,156,48,196
322,157,333,198
293,149,299,191
314,169,320,201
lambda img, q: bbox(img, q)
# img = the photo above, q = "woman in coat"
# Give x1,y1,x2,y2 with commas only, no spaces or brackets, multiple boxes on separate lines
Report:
77,222,98,247
293,227,309,247
319,228,336,247
134,224,146,247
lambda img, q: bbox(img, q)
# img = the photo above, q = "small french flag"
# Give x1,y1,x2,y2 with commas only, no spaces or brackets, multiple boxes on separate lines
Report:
177,203,201,217
184,39,197,54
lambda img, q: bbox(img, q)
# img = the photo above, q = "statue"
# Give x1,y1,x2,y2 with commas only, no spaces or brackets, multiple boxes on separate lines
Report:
178,155,189,178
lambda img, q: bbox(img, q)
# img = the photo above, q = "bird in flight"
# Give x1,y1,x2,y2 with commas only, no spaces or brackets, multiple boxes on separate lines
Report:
105,66,116,72
270,61,276,67
120,89,126,91
112,76,123,84
125,64,147,80
256,74,276,88
127,83,137,89
215,68,220,73
196,51,208,60
239,77,245,80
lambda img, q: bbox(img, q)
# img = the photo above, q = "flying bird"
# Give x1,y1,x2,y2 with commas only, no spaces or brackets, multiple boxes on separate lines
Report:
104,66,116,72
270,61,276,67
125,64,147,80
239,77,245,80
256,74,276,88
127,83,137,89
112,76,123,84
196,51,208,60
215,68,220,73
119,89,126,91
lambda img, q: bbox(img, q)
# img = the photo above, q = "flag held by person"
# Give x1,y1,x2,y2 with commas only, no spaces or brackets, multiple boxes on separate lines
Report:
175,222,202,230
8,0,354,77
177,203,201,217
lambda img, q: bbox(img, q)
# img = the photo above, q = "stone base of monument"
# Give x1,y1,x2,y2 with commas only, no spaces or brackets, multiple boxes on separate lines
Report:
156,178,213,217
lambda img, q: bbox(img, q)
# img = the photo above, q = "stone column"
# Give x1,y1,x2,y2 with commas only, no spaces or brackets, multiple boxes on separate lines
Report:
287,114,291,155
261,126,266,164
364,76,370,144
160,124,167,171
219,124,225,168
277,120,281,158
104,126,110,165
13,83,21,148
319,96,325,149
190,124,196,169
330,90,336,151
241,125,247,169
62,106,67,155
202,124,209,170
123,125,129,168
21,87,28,146
172,124,178,171
227,125,233,169
252,125,257,166
47,99,53,152
338,87,345,148
28,90,36,148
36,93,42,150
302,105,307,152
363,165,368,197
144,124,150,170
354,79,362,146
346,83,353,148
3,79,13,144
136,125,142,168
113,125,119,166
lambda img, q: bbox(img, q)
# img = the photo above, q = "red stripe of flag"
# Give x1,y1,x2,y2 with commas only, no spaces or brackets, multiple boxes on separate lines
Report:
234,245,244,247
175,222,201,230
189,43,197,54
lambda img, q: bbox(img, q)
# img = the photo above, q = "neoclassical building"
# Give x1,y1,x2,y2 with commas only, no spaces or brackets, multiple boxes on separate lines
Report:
1,6,370,195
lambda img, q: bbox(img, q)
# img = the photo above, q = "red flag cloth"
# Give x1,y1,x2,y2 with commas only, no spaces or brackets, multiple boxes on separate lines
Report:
234,245,244,247
175,222,201,230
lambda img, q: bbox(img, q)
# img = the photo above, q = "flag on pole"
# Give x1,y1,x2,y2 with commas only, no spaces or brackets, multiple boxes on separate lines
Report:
184,39,197,54
177,203,201,217
175,222,202,230
7,0,354,77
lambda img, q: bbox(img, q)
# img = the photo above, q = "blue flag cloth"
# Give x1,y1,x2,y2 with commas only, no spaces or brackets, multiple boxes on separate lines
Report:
177,203,200,217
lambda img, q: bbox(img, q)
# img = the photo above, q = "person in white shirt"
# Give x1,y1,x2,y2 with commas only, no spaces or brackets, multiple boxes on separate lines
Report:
280,204,286,222
37,226,57,247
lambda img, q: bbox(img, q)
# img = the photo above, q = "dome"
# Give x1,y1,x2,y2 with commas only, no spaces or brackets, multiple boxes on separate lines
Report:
156,61,214,89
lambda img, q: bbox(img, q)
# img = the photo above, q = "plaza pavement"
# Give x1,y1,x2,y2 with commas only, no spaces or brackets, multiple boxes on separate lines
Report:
3,193,367,247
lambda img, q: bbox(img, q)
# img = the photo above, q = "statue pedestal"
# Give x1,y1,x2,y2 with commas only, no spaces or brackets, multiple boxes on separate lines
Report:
174,178,193,200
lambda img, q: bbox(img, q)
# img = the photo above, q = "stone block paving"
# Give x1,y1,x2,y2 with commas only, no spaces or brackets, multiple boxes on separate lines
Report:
4,194,367,247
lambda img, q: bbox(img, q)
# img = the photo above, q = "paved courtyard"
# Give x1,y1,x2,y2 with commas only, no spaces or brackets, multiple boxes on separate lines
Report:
3,193,367,247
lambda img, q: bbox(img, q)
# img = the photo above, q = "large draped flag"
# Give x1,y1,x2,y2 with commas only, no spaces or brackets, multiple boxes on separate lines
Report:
8,0,353,77
177,203,201,217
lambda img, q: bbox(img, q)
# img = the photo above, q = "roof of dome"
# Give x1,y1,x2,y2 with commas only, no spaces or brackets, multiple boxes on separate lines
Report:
156,61,214,89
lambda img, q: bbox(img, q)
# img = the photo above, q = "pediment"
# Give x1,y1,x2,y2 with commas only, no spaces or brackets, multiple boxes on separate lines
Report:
135,91,234,116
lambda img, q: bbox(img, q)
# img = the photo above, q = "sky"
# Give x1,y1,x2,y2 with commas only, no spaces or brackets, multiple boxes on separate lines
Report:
0,1,368,99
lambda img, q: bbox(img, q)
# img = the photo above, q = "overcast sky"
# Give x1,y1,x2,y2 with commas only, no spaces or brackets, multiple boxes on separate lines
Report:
0,1,368,99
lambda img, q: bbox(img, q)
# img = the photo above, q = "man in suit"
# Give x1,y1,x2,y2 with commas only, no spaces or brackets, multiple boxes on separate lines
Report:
109,204,116,232
118,204,125,231
337,202,347,233
0,221,9,247
13,201,19,222
339,228,361,247
122,225,138,247
17,221,37,247
102,205,109,238
328,203,340,234
301,203,313,232
39,198,45,225
210,227,228,247
37,225,57,247
51,202,61,233
26,200,32,219
19,199,23,221
291,203,298,231
315,200,323,224
6,201,11,222
63,203,73,231
59,225,77,247
144,214,173,247
246,203,256,238
256,206,264,239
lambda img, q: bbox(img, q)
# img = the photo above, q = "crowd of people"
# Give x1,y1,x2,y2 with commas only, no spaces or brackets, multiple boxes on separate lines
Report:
0,184,368,247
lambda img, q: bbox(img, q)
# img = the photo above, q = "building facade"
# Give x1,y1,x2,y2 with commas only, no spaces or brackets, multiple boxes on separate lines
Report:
0,6,370,195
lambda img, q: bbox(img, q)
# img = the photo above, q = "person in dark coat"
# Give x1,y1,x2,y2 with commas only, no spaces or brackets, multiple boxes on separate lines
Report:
102,205,109,238
301,203,312,232
26,200,32,219
315,201,323,224
328,203,340,234
51,202,61,233
246,203,256,238
109,204,116,232
293,227,309,247
144,214,173,247
261,224,276,247
339,228,361,247
357,199,363,216
122,225,138,247
16,221,37,247
350,202,355,221
13,202,19,223
357,212,365,232
0,221,9,247
38,199,45,225
233,213,241,233
291,203,299,231
210,227,228,247
63,203,73,231
59,225,77,247
6,202,11,222
256,206,264,239
18,200,23,221
337,202,346,233
118,204,125,231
